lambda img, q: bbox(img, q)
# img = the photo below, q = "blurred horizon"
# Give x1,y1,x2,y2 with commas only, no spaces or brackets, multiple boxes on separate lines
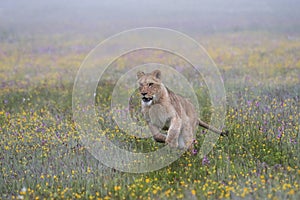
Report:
1,0,300,38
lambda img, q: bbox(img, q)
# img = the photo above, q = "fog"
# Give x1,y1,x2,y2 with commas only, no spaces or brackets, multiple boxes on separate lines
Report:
1,0,299,37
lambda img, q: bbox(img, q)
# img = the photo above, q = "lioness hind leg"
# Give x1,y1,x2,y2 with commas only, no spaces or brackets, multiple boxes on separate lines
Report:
179,125,194,150
178,134,185,149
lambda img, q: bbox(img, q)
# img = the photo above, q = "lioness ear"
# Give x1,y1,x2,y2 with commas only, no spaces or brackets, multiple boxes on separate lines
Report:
137,71,145,79
152,70,161,80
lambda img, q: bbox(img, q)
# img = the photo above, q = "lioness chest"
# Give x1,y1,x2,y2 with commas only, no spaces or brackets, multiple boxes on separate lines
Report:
142,103,174,129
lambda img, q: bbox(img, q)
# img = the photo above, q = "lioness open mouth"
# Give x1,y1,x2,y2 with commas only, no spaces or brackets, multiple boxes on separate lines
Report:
142,97,153,103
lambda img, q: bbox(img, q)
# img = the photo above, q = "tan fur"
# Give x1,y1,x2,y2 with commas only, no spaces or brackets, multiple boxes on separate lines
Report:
137,70,227,150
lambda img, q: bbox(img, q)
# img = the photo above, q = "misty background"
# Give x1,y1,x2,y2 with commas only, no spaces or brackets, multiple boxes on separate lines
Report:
0,0,299,87
1,0,299,39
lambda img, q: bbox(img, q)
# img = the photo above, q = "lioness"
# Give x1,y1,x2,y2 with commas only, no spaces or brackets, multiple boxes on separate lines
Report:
137,69,227,150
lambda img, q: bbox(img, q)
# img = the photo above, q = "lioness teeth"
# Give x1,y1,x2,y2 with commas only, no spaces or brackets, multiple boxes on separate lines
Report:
142,97,153,102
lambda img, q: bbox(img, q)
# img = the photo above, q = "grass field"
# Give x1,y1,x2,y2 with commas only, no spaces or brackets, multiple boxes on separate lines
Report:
1,29,299,199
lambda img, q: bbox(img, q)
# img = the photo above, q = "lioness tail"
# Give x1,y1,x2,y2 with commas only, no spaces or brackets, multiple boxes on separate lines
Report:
198,118,228,136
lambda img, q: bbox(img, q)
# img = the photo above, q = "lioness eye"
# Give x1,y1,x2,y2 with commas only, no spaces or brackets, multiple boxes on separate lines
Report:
148,83,153,87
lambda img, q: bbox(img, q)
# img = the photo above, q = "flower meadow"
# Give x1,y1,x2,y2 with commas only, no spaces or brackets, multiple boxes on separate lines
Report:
0,31,299,199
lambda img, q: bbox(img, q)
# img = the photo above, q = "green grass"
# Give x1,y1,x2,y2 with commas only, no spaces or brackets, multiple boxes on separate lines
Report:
0,31,299,199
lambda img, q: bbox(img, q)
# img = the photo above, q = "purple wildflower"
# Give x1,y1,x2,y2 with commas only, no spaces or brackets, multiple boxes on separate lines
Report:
290,138,297,144
192,149,198,155
277,126,284,139
277,132,282,140
202,156,210,166
55,131,61,139
247,100,252,106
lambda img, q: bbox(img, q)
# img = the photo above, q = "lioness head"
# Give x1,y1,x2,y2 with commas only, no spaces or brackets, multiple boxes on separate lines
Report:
137,69,162,106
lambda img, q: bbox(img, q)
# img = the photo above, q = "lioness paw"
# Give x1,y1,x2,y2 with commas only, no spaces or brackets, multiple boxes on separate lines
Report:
153,134,166,143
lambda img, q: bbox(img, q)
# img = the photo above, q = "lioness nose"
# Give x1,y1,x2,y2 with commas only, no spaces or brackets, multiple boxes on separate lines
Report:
141,92,147,96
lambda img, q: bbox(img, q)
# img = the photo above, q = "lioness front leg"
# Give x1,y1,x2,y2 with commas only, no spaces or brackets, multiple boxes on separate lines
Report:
166,117,182,148
148,124,166,143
